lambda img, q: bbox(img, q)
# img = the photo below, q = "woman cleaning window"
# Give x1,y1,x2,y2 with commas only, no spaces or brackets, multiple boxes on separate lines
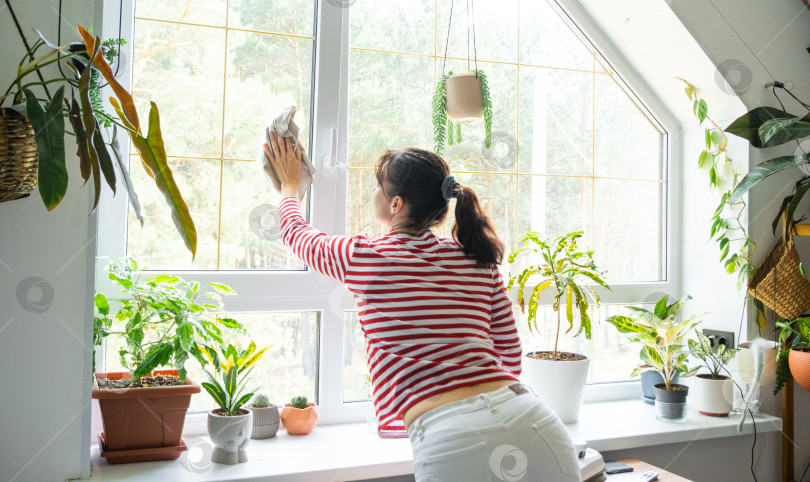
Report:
263,132,581,482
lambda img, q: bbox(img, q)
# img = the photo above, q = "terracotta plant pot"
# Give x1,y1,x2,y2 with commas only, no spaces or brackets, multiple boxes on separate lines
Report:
692,374,734,417
789,348,810,391
248,403,280,439
92,370,200,464
208,408,253,465
280,402,319,435
521,352,589,423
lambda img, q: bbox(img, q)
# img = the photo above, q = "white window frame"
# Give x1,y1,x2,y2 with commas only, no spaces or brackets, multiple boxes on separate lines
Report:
94,0,683,430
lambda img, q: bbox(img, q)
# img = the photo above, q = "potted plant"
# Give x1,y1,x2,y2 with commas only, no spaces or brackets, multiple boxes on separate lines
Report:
507,231,611,423
92,259,247,463
431,69,492,155
0,16,196,256
280,396,319,435
606,295,701,422
776,316,810,393
201,343,267,464
247,392,280,440
688,331,739,416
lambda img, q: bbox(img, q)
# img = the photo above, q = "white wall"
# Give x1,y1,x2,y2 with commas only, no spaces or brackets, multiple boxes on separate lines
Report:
0,1,97,481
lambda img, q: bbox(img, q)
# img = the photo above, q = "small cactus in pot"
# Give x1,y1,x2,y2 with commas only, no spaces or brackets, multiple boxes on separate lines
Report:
247,391,279,440
281,395,319,435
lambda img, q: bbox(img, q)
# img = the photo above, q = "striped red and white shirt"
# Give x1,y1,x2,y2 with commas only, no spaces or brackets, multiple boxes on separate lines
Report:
279,196,522,430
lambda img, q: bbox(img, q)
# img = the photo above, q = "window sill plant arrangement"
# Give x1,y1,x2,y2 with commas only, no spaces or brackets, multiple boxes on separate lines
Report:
280,395,319,435
202,342,267,465
0,16,197,258
506,230,611,423
688,331,739,417
92,258,247,463
432,69,492,156
247,392,280,440
606,295,700,423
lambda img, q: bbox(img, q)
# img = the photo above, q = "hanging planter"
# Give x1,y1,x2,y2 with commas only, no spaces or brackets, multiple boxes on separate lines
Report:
0,107,38,201
431,0,492,155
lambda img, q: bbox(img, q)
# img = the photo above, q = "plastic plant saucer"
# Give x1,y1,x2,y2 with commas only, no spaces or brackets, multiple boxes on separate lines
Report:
98,433,187,464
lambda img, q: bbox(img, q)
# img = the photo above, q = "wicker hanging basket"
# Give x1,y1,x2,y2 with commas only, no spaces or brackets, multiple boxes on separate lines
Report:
748,231,810,320
445,72,484,123
0,108,38,202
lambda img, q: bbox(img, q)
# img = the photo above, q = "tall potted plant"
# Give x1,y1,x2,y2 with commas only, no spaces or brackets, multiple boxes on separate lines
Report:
0,19,196,257
688,331,739,416
201,342,267,465
606,295,701,422
92,259,247,463
507,231,611,423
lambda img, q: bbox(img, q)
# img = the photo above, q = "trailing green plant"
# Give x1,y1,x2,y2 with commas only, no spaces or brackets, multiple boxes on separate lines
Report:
290,395,309,409
92,258,247,382
506,231,611,359
677,78,754,290
687,330,739,379
774,316,810,394
1,20,196,257
201,342,268,416
606,295,701,389
431,69,492,155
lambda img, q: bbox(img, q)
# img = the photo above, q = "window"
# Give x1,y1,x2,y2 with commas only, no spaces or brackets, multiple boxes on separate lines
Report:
98,0,677,422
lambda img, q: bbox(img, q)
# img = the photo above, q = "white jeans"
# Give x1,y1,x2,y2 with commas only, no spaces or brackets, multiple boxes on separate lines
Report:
406,383,582,482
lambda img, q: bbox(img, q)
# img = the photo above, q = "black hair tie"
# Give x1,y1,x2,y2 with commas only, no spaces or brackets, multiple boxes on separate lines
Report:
441,175,460,200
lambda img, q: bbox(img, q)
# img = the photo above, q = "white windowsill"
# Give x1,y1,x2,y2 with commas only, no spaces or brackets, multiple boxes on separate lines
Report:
87,399,782,481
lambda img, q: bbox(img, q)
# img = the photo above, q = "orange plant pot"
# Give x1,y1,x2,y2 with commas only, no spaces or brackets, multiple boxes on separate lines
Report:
789,349,810,392
92,370,200,463
280,403,319,435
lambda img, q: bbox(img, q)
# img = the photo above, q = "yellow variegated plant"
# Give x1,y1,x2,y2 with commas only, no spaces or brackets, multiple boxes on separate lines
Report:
202,342,269,416
606,295,701,390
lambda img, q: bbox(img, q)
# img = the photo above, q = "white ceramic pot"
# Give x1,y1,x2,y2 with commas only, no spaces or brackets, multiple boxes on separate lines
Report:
520,352,589,423
738,340,778,386
247,404,280,439
692,374,734,416
208,409,253,465
444,72,484,123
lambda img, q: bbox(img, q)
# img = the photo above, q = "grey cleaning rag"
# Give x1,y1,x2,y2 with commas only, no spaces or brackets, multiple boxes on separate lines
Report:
259,105,316,201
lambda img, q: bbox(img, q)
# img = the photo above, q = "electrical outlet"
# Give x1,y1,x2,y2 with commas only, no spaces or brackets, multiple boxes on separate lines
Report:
702,329,735,353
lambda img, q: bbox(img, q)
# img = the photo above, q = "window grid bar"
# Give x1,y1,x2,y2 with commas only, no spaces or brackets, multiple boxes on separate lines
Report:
215,1,231,271
514,0,521,254
133,16,316,41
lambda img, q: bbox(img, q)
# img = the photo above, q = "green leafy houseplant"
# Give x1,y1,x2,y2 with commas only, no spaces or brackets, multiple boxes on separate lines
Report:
606,295,701,389
431,69,492,155
1,22,197,257
506,231,611,359
688,330,739,379
677,78,755,290
775,316,810,394
201,342,268,416
92,258,247,383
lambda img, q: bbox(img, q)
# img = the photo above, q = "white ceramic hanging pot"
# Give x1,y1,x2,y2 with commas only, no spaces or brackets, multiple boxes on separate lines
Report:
692,374,734,416
445,72,484,123
520,352,590,423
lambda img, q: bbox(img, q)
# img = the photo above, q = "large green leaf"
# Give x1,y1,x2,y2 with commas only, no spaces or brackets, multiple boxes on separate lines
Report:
77,39,103,209
725,106,798,147
109,126,143,224
132,342,172,380
23,87,67,210
92,122,116,195
202,381,227,411
730,154,809,202
605,315,651,334
67,98,92,185
112,98,197,257
784,177,810,241
759,112,810,147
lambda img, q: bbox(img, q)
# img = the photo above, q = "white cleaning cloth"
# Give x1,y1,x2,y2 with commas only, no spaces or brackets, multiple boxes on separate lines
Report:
259,106,316,201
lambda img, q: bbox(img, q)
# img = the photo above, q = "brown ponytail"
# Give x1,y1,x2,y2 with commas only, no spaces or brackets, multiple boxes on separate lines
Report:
375,147,504,266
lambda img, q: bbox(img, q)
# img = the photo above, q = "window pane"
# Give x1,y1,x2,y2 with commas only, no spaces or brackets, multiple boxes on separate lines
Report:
350,0,435,55
593,179,664,281
519,0,594,70
132,20,226,158
348,50,434,168
127,158,220,269
343,311,369,402
136,0,227,27
103,311,320,412
518,67,593,176
595,74,663,180
516,175,593,248
436,0,519,64
228,0,315,37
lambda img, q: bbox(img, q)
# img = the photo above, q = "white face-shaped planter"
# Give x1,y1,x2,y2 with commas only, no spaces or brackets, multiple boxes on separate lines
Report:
208,409,253,465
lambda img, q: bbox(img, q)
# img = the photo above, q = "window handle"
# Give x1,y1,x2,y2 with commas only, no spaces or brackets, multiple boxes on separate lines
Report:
321,127,346,176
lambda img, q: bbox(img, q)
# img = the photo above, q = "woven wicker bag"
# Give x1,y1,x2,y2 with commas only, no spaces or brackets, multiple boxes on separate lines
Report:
445,72,484,123
748,232,810,320
0,109,38,202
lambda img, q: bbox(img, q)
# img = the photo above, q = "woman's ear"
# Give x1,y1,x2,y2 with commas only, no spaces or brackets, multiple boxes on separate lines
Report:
390,195,405,215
